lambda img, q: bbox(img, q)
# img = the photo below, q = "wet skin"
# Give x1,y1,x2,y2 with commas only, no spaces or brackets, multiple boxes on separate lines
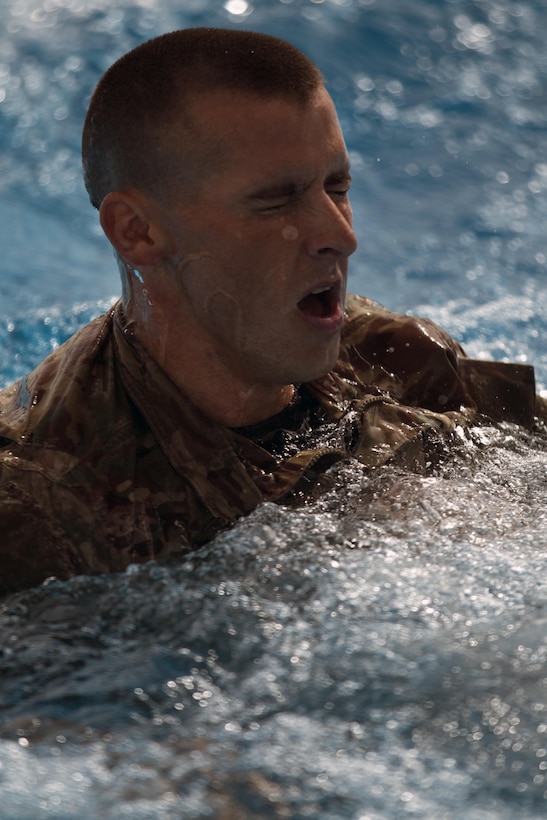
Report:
113,86,358,425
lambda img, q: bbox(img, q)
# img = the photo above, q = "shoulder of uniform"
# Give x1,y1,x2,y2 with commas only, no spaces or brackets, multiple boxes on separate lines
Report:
343,292,384,320
0,304,120,445
342,292,463,355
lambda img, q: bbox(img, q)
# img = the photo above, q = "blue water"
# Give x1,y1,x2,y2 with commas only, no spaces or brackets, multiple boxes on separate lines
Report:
0,1,546,818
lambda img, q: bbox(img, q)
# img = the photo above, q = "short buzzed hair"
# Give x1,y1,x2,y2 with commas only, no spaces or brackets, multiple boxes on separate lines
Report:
82,28,323,209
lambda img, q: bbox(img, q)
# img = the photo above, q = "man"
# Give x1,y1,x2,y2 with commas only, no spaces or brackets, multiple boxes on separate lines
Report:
0,28,543,594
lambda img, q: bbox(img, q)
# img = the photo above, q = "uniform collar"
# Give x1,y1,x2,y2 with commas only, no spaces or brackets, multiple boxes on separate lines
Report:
112,305,264,519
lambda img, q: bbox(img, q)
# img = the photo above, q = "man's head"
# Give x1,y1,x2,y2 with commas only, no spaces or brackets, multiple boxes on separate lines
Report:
82,29,357,425
82,28,323,210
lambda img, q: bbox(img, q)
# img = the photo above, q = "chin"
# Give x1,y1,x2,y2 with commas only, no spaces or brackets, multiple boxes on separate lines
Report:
290,348,340,385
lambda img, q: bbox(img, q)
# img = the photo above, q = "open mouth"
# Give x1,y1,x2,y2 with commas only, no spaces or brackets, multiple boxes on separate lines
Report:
297,284,339,319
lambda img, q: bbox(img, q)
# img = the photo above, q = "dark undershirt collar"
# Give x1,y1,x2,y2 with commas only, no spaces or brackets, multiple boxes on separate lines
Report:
231,385,326,459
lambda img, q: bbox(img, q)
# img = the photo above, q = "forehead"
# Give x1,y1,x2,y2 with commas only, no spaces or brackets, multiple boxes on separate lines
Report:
183,86,349,180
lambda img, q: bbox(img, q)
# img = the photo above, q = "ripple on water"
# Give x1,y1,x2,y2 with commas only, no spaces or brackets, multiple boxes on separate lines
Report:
0,424,546,818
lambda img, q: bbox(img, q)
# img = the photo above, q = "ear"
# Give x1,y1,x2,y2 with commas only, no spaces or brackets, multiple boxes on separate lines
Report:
99,190,174,267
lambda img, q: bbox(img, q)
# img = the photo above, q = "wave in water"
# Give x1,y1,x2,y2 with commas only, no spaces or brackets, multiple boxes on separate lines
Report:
1,423,546,818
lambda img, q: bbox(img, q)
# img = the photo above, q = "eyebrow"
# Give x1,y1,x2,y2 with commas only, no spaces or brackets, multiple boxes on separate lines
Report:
326,170,352,186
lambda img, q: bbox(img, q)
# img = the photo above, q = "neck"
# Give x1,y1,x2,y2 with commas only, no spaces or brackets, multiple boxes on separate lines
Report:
123,281,295,427
187,379,295,428
158,342,295,427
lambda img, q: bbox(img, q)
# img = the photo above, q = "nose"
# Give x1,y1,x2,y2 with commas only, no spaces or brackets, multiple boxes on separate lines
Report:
305,193,358,259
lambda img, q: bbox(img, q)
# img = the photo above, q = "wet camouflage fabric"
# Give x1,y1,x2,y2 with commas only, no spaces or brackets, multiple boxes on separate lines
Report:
0,294,541,593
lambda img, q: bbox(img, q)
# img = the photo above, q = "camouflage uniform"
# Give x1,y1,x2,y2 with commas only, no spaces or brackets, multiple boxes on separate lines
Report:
0,294,540,593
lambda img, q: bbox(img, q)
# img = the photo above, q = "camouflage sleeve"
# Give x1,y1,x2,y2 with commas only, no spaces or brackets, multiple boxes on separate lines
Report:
0,457,88,595
342,294,474,413
457,357,537,429
537,394,547,423
343,294,539,429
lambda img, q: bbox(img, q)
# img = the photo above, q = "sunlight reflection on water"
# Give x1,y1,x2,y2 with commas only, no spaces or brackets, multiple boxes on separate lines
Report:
0,1,546,817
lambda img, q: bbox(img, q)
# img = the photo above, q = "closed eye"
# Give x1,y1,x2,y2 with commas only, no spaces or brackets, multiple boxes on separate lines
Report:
249,173,351,213
327,186,350,202
249,183,299,214
257,197,292,214
326,173,352,201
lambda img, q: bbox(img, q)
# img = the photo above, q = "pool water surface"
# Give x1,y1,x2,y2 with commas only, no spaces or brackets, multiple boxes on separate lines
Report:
0,1,546,818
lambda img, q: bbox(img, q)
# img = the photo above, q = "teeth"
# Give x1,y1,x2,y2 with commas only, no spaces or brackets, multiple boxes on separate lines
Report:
311,286,330,295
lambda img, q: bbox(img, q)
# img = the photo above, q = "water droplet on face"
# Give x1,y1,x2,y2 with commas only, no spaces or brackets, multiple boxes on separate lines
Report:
282,224,298,241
